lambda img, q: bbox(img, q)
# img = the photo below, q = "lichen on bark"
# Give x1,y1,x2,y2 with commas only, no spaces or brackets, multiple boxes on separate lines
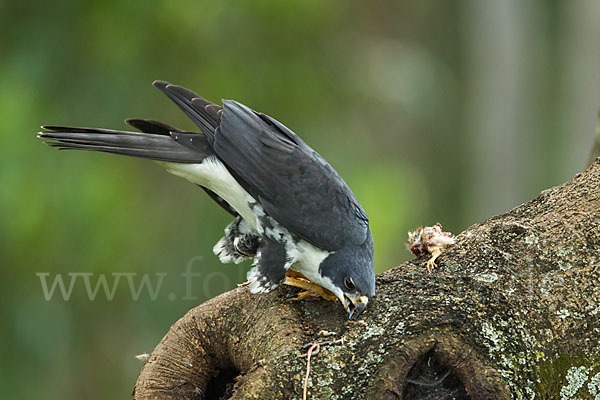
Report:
133,160,600,400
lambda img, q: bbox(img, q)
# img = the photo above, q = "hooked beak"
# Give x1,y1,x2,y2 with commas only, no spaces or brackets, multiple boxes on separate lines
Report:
343,294,368,320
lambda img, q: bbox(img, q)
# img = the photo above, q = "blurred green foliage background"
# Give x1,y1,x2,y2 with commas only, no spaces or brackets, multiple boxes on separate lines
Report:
1,0,599,398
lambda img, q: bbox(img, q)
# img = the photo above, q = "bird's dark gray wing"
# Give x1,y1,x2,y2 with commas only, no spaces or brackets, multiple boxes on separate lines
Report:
150,81,369,247
198,186,238,217
152,80,221,141
125,118,179,135
214,101,369,251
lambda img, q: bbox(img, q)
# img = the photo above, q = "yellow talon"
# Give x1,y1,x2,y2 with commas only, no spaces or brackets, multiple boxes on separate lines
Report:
284,269,338,302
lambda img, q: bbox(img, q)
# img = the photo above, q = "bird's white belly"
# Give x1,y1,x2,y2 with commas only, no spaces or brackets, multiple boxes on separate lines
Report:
159,157,259,229
160,158,333,289
291,240,331,283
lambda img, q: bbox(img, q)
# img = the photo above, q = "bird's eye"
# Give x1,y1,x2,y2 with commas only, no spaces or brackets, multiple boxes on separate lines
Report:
344,276,356,291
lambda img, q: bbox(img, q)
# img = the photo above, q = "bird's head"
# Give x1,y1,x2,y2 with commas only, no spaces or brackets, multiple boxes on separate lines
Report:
318,237,375,319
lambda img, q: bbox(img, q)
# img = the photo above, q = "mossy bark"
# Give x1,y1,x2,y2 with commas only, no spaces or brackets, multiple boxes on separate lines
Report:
133,160,600,400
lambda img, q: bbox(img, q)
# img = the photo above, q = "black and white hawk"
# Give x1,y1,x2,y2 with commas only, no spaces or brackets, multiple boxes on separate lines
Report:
39,81,375,318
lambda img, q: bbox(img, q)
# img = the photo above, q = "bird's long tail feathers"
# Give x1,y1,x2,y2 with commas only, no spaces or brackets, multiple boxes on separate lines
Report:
39,119,210,163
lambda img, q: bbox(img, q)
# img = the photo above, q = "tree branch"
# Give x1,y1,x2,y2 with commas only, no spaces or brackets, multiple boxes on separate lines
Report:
134,159,600,400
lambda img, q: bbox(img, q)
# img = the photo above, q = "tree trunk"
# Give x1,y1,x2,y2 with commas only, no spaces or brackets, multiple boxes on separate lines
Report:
133,160,600,400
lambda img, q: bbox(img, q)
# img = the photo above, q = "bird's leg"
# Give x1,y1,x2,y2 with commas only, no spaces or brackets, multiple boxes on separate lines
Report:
233,234,259,258
234,241,254,258
284,269,338,302
291,290,322,301
426,248,443,273
285,268,308,279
